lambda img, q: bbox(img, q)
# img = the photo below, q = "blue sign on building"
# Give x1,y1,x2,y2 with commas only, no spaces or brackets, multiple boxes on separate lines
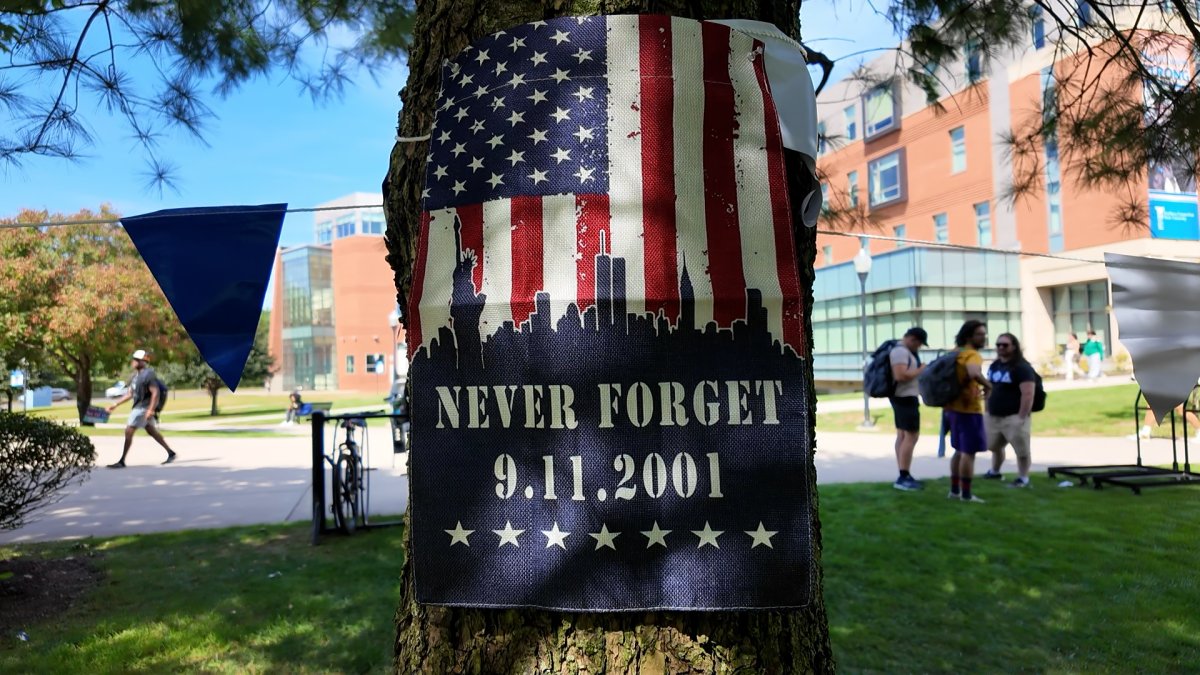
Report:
1148,192,1200,240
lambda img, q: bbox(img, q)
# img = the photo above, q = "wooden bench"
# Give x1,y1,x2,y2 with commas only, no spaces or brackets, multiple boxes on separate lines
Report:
297,401,333,422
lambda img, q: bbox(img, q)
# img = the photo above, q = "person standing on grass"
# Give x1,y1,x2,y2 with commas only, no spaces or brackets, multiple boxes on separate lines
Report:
946,320,992,503
1083,330,1104,380
890,327,928,491
106,349,177,468
1064,332,1082,381
981,334,1036,487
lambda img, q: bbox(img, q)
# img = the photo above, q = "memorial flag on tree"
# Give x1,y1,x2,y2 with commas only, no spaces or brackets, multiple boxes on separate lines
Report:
409,15,813,611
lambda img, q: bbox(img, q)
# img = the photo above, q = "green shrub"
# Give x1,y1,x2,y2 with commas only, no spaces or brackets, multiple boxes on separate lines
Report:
0,412,95,531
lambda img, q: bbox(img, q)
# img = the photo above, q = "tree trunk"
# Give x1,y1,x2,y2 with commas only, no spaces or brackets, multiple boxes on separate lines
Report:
383,1,832,672
209,385,220,416
75,355,93,425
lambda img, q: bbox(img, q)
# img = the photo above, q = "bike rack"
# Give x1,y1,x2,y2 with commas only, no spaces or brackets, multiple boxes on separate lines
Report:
311,410,408,545
1047,387,1200,494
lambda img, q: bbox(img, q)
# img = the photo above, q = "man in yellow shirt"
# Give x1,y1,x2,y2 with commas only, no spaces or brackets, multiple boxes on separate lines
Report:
945,320,992,502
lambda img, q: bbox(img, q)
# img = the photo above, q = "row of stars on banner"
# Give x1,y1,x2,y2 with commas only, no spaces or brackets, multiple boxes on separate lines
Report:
444,520,779,550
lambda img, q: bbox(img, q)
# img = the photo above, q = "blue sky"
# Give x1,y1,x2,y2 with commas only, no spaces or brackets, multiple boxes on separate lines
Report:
0,6,895,304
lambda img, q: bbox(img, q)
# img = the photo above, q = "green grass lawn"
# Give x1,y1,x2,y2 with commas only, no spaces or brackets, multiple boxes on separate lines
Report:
4,481,1200,672
26,392,389,425
819,383,1167,437
74,428,286,438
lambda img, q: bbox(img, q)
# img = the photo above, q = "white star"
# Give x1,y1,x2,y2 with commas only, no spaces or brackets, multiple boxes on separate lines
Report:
551,68,571,84
468,156,484,172
551,107,571,123
473,84,489,99
433,165,448,179
528,128,548,145
573,86,595,103
551,147,571,164
588,524,620,550
692,521,724,548
437,130,451,143
451,180,467,195
451,142,467,157
530,20,547,29
439,96,455,111
510,36,526,51
641,521,672,548
551,29,571,45
458,72,474,86
573,48,593,64
445,521,473,546
542,522,570,549
528,89,548,105
745,522,779,549
574,165,595,183
454,107,469,121
575,16,588,24
486,172,505,189
420,187,430,200
509,73,527,88
572,125,594,142
486,134,504,149
507,110,525,127
474,48,490,65
494,61,508,76
531,51,548,66
507,149,525,166
470,119,485,134
490,95,506,111
494,520,524,547
529,168,548,185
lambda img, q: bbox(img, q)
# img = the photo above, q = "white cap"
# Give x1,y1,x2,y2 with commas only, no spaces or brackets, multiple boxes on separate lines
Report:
131,349,150,361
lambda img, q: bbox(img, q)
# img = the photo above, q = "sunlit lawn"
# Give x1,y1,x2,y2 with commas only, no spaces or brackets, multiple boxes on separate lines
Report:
26,391,390,424
4,480,1200,673
818,383,1173,438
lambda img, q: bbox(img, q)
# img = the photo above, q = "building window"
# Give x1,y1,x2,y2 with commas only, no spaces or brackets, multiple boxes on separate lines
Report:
868,150,905,207
335,216,356,239
820,183,830,213
965,40,983,83
975,202,992,247
893,224,907,248
817,121,827,156
366,353,387,374
1077,0,1092,26
1031,6,1046,49
934,213,949,243
1052,281,1109,353
844,105,858,141
863,84,898,138
317,223,333,244
345,355,355,374
822,245,833,265
950,127,966,173
363,217,385,235
847,171,859,207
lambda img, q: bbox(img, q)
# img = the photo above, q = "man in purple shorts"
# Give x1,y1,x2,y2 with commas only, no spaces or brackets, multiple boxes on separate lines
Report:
945,320,992,503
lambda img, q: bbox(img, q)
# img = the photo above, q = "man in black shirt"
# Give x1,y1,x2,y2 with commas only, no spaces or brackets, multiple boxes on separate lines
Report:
982,334,1036,487
106,349,177,468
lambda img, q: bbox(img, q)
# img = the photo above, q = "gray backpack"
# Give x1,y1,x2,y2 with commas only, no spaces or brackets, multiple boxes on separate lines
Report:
918,350,962,407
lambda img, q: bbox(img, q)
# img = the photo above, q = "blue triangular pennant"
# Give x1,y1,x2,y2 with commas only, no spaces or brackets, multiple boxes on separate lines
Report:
121,203,286,391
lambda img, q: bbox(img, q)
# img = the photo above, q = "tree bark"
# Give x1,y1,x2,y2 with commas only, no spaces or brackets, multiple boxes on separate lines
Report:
384,1,831,672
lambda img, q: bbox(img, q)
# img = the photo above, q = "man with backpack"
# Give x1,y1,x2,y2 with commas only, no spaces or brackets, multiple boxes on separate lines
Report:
888,327,928,491
105,349,177,468
943,320,992,502
981,333,1038,488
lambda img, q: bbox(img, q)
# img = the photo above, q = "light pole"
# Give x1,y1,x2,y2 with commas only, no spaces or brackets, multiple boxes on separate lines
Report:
853,246,875,430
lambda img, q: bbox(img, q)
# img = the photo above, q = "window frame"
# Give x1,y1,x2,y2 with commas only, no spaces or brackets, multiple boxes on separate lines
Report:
345,355,355,374
847,170,859,207
843,105,858,141
975,201,992,247
893,224,907,248
862,84,899,139
867,149,907,208
950,126,967,174
934,213,949,243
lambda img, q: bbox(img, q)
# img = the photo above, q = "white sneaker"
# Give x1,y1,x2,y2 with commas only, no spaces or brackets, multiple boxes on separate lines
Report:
961,494,986,503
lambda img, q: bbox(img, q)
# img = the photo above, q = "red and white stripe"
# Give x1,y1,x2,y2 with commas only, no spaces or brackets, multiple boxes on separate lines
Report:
409,17,804,359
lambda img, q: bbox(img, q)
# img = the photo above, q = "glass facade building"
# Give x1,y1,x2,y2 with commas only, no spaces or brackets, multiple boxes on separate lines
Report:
280,246,337,390
812,246,1021,381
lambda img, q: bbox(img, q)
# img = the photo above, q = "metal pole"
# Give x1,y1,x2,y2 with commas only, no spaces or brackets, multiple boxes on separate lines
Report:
311,411,326,546
859,273,873,428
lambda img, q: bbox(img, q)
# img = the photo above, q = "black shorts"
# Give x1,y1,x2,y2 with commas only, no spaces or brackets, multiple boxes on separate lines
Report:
890,396,920,432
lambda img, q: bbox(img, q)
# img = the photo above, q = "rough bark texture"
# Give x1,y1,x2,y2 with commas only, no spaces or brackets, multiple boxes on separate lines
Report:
383,1,832,672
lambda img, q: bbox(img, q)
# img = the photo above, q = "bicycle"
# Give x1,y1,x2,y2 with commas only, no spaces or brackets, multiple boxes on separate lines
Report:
327,417,366,534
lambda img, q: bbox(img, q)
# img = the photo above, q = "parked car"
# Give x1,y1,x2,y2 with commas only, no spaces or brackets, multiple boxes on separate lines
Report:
106,381,128,398
50,388,72,401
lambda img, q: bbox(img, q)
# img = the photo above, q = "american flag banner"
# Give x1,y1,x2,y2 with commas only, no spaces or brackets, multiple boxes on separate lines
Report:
409,15,813,611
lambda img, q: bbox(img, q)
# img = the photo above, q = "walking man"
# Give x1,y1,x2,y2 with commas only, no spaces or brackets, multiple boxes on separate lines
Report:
106,349,177,468
982,334,1036,487
890,327,927,491
1083,330,1104,380
946,320,991,502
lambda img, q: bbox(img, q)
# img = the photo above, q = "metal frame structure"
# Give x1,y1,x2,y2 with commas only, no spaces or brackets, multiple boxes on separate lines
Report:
1047,387,1200,494
311,410,407,544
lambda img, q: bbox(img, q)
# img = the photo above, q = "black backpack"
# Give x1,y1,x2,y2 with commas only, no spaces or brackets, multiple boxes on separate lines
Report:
1031,371,1046,412
154,378,169,413
919,350,963,407
864,339,900,398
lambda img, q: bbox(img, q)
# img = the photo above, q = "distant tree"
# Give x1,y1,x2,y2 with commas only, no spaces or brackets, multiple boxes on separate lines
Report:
159,312,276,416
0,207,187,423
